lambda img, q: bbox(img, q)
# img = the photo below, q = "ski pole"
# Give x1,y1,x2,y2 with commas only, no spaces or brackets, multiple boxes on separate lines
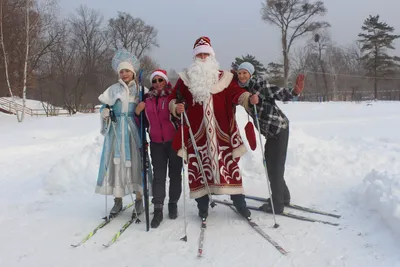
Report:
182,111,216,208
253,104,279,228
180,112,188,242
138,69,150,231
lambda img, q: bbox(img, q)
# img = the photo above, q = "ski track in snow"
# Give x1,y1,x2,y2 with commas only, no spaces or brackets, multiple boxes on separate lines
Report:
1,102,400,266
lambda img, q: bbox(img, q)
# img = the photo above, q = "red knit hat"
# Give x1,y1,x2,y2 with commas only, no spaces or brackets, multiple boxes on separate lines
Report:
150,69,169,84
193,36,215,57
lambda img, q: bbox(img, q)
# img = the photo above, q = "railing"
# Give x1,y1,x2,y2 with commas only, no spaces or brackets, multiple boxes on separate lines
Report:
0,97,70,116
0,97,34,115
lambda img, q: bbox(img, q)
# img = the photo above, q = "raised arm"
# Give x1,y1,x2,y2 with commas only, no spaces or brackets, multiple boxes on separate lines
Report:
251,74,305,102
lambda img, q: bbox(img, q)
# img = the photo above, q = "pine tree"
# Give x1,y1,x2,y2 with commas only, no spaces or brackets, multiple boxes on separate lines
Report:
266,62,284,86
231,54,267,76
358,14,400,99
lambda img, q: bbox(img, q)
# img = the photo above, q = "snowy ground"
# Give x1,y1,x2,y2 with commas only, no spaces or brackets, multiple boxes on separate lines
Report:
1,101,400,267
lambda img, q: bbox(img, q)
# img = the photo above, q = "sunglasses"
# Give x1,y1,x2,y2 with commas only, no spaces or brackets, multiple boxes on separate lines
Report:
152,78,164,83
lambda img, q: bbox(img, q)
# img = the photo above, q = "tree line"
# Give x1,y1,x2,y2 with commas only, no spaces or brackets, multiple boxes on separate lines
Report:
1,0,400,121
0,0,159,117
233,0,400,101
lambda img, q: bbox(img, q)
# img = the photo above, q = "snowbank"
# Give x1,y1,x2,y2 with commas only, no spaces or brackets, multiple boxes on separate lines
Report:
361,170,400,236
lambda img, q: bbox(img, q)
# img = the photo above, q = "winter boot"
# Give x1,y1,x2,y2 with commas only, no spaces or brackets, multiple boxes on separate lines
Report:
168,203,178,219
264,197,290,206
195,195,209,219
110,198,123,216
259,201,284,214
231,194,251,218
151,204,163,228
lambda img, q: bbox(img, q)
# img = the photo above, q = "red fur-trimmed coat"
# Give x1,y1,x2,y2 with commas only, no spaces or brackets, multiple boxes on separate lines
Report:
168,70,251,199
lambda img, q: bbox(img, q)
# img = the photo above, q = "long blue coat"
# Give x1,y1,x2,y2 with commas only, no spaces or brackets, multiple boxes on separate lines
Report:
96,79,143,198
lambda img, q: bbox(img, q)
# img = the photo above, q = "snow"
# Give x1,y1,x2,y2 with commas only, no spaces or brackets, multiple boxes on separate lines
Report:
360,170,400,238
1,101,400,267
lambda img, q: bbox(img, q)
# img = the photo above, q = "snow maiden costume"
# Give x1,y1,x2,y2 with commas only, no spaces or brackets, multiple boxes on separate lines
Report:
96,49,144,216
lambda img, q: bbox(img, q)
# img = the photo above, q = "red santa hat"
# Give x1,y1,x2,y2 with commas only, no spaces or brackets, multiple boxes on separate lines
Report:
192,36,215,57
150,69,169,84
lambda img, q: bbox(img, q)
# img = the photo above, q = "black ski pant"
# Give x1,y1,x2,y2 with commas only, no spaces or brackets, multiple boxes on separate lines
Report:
150,141,182,205
265,127,290,207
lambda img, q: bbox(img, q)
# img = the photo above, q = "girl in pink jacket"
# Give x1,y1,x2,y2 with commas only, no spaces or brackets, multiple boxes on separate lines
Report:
135,69,182,228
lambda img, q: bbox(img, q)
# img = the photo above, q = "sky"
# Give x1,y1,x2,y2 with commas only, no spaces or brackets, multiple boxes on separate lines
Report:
58,0,400,72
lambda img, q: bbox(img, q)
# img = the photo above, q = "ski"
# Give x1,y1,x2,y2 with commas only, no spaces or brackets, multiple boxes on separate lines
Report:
280,211,339,226
71,202,134,247
218,200,287,255
216,199,339,226
244,195,341,218
197,217,207,257
103,215,141,248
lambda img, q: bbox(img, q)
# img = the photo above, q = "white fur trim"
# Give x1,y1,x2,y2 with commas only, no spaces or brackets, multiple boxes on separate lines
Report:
192,45,215,57
150,71,169,84
189,186,244,199
178,72,189,87
232,144,247,158
125,161,132,167
168,99,179,118
211,71,233,94
113,158,120,164
238,92,251,111
177,148,187,161
117,62,136,76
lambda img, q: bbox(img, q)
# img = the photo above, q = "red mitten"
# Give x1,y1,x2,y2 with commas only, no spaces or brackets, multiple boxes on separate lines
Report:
293,74,305,95
245,121,257,150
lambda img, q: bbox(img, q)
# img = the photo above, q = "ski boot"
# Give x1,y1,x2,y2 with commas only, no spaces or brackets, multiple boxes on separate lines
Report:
110,198,123,216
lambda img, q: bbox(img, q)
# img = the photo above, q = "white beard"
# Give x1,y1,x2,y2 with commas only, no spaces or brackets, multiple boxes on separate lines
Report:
187,55,220,104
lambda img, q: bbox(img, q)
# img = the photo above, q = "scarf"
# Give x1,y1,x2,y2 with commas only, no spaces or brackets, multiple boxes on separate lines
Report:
238,79,250,88
147,84,173,99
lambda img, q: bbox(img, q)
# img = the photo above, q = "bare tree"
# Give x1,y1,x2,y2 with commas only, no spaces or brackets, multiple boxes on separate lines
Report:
260,0,329,87
20,0,31,121
139,54,158,88
0,0,13,99
29,0,62,71
65,5,107,113
107,12,158,58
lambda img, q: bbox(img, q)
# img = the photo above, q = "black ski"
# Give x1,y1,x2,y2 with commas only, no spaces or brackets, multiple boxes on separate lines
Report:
244,195,341,218
216,199,338,226
218,200,287,255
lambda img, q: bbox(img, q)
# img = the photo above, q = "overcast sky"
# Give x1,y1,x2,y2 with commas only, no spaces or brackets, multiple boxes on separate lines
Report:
59,0,400,72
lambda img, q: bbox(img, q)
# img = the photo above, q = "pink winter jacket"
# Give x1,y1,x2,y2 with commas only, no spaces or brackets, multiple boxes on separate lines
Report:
143,94,178,143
